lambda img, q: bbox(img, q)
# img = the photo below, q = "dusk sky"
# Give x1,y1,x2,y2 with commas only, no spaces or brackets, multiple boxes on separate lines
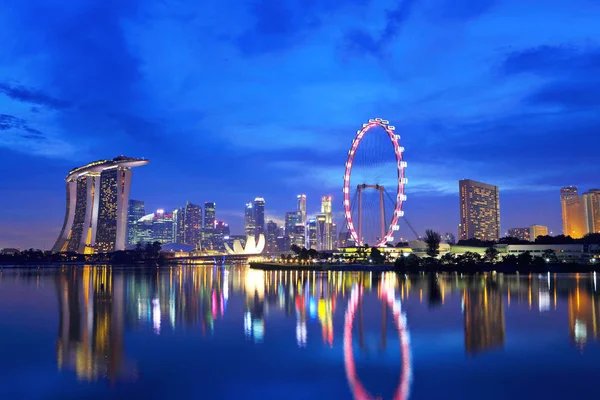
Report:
1,0,600,250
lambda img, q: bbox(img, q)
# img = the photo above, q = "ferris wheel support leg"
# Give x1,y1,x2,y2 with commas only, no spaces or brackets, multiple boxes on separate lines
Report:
358,187,363,246
379,187,385,243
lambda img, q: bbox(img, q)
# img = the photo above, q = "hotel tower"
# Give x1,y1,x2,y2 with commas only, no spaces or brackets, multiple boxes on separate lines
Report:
52,156,149,254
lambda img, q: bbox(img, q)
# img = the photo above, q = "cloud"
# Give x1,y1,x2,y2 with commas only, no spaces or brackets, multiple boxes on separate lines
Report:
502,45,600,77
0,114,45,141
0,82,71,110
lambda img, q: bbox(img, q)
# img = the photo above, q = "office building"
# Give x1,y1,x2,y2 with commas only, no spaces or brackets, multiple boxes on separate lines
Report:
203,202,216,250
53,156,149,254
297,194,307,225
173,207,185,244
306,219,317,249
316,213,328,251
529,225,549,242
244,202,255,238
254,197,265,239
459,179,500,241
320,196,333,250
184,201,202,248
152,209,174,244
331,222,338,249
266,221,279,253
285,211,301,237
560,186,579,236
583,189,600,234
126,200,145,246
508,228,529,242
564,196,586,239
214,221,230,251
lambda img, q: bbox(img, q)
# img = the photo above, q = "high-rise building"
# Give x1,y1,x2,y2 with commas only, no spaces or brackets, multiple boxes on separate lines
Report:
132,213,153,245
244,202,256,238
583,189,600,234
203,202,216,250
331,222,338,249
184,201,202,248
173,207,185,244
564,196,586,239
529,225,549,242
266,221,279,253
254,198,265,239
297,194,307,225
126,200,145,246
306,219,317,249
459,179,500,241
53,156,149,254
285,211,301,237
560,186,579,236
214,221,229,251
316,213,328,251
152,209,174,244
338,232,353,248
320,196,333,250
507,228,530,241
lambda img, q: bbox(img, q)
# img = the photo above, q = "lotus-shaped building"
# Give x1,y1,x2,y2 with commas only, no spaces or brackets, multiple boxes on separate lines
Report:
224,234,265,255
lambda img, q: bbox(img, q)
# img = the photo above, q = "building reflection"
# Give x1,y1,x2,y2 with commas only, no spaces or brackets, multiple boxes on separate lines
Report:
568,280,600,348
463,282,505,355
55,267,129,382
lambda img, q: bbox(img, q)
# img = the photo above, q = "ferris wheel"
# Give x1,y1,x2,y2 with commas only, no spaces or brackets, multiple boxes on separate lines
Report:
343,118,407,247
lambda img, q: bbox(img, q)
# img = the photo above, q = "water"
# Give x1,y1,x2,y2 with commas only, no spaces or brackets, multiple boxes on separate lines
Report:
0,266,599,400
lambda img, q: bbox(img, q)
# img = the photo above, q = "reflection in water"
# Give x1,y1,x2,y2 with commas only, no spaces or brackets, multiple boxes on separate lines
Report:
2,267,600,398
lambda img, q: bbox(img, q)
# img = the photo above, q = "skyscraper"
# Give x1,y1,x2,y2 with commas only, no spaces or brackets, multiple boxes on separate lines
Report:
152,209,174,244
184,201,202,248
563,196,586,239
173,207,185,244
320,196,333,250
459,179,500,241
244,202,256,238
560,186,579,236
285,211,300,237
306,219,317,249
583,189,600,234
203,202,216,249
266,221,279,253
214,221,229,251
126,200,145,246
53,156,149,254
316,213,328,250
297,194,307,225
254,197,265,239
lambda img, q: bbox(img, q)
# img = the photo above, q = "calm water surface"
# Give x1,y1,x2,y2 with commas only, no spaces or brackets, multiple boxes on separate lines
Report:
0,266,599,399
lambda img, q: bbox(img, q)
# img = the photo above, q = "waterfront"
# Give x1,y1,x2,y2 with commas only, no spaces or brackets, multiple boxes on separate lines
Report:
1,266,599,399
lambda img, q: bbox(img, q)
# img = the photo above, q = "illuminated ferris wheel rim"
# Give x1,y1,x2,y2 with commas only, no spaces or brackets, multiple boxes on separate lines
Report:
343,118,407,247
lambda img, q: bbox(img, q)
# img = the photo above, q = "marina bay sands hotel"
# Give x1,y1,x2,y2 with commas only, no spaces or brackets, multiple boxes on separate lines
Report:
52,156,149,254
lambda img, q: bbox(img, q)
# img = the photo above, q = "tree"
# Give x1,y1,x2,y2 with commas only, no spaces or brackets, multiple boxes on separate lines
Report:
484,246,500,263
517,251,533,266
290,244,302,255
440,252,456,265
501,254,518,265
542,249,559,263
457,252,481,266
424,229,442,258
370,247,385,264
405,254,421,269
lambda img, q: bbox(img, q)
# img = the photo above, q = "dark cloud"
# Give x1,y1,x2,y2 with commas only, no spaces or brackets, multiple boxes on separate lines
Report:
341,0,419,57
237,0,368,55
528,81,600,107
0,82,71,110
502,45,600,76
0,114,46,140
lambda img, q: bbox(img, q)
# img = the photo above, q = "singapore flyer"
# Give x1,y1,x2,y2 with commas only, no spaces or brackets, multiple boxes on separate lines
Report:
343,118,407,247
343,283,412,400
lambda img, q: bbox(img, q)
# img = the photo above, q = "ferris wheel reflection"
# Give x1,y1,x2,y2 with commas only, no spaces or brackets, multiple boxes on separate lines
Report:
344,274,412,400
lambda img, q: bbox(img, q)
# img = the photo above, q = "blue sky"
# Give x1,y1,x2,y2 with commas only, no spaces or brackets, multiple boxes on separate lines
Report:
1,0,600,249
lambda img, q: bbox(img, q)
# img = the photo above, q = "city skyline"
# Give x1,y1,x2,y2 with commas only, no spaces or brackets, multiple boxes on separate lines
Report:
3,0,600,249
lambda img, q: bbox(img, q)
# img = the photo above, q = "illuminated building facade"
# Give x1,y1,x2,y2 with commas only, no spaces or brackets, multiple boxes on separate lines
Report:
320,196,333,250
126,200,145,246
266,220,279,253
529,225,548,242
285,211,300,237
583,189,600,234
316,214,328,251
184,201,202,248
244,202,255,238
214,221,230,251
307,219,317,249
508,227,530,241
564,196,586,239
53,156,149,254
560,186,579,235
297,194,307,225
459,179,500,241
254,197,265,239
152,209,174,244
173,207,185,243
202,202,216,250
